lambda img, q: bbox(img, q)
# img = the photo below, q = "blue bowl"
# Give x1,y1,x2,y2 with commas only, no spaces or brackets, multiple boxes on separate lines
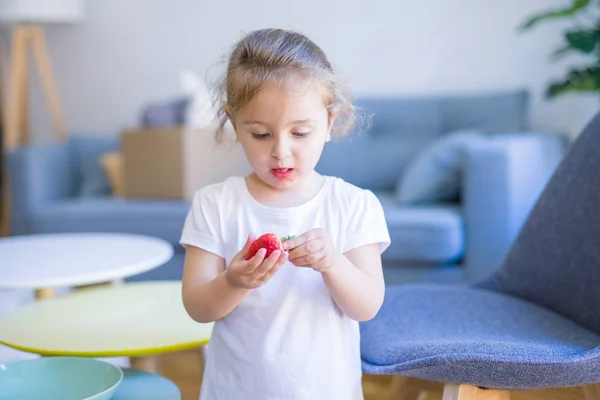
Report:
0,356,123,400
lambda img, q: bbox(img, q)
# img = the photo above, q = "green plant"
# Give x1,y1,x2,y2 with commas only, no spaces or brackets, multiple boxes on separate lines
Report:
520,0,600,98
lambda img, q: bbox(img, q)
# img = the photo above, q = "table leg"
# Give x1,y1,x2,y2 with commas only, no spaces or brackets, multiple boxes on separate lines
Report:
35,288,54,300
197,345,206,378
76,278,124,292
110,278,124,286
130,355,160,373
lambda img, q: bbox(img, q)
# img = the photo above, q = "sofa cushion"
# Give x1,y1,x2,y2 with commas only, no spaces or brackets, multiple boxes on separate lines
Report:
32,198,190,246
377,192,464,264
316,97,443,192
316,90,528,192
441,89,529,132
395,130,484,204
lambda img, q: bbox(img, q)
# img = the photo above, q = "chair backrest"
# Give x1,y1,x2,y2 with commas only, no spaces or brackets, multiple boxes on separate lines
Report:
481,111,600,335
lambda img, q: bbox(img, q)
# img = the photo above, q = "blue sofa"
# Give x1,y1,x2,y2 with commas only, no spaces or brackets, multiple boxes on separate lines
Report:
6,89,567,284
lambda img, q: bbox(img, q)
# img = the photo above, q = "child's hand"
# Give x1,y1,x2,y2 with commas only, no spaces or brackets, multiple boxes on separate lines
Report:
225,235,288,289
282,229,339,273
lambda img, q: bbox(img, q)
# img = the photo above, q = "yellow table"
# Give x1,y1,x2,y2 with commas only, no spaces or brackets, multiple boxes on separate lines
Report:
0,281,213,372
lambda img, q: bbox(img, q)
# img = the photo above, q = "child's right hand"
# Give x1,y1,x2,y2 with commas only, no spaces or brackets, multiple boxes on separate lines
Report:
225,235,288,289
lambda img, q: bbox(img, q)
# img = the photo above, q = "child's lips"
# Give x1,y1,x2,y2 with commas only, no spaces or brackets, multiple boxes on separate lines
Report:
270,168,294,179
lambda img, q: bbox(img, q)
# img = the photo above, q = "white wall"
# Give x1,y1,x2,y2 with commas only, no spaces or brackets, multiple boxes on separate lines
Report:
3,0,599,141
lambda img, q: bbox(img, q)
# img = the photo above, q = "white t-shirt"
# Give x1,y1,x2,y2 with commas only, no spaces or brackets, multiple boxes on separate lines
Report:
180,175,390,400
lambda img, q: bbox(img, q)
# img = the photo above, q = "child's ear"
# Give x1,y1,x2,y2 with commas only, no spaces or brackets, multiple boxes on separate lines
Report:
326,113,337,142
226,113,241,142
226,111,237,131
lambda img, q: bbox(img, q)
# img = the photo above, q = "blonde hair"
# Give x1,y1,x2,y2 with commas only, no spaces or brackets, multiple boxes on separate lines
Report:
213,28,363,142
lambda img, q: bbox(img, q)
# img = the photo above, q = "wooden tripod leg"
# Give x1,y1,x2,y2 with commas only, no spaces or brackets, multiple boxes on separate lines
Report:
18,32,29,146
0,167,9,238
5,26,30,151
29,26,67,143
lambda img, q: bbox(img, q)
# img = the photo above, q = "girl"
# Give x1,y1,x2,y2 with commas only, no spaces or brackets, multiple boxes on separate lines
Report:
180,28,390,400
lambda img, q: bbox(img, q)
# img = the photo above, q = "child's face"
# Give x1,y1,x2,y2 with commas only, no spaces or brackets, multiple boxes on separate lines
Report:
233,80,333,191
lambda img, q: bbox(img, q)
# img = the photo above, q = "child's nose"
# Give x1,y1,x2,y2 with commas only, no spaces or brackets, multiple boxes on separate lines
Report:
272,137,291,160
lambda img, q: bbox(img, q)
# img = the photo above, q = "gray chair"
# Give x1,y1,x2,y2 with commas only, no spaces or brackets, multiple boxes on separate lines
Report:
360,111,600,399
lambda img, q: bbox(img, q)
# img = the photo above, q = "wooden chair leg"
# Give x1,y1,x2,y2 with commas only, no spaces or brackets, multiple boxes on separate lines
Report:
582,383,600,400
443,384,474,400
130,355,160,373
417,391,439,400
443,384,511,400
387,375,413,400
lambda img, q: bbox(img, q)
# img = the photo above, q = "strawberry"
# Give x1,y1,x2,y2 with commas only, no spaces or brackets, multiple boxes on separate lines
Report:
244,233,295,260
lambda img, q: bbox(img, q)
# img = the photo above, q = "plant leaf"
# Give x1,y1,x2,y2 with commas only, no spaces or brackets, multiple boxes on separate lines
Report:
593,68,600,87
520,0,591,31
546,67,598,98
550,45,573,61
565,30,600,53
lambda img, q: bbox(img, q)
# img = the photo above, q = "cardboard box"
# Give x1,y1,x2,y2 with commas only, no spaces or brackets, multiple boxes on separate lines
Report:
122,126,251,201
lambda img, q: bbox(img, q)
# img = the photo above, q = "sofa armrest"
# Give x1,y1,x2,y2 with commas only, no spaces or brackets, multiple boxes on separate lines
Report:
462,132,568,283
7,143,76,235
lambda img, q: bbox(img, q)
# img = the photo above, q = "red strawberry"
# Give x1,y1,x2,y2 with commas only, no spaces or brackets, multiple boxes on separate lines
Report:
244,233,294,260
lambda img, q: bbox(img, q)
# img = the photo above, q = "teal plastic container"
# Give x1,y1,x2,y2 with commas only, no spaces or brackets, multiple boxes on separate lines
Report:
0,356,123,400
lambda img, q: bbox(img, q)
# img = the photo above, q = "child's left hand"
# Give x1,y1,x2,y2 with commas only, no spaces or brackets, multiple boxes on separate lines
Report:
282,229,339,273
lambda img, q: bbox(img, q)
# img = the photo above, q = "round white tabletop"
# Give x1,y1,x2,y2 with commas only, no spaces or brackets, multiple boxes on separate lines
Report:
0,233,174,290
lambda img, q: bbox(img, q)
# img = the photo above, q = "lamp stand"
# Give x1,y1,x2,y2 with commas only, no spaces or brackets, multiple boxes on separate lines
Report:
1,25,68,236
5,24,67,150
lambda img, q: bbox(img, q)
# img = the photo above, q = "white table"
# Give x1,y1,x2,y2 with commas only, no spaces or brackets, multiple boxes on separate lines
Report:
0,233,174,298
